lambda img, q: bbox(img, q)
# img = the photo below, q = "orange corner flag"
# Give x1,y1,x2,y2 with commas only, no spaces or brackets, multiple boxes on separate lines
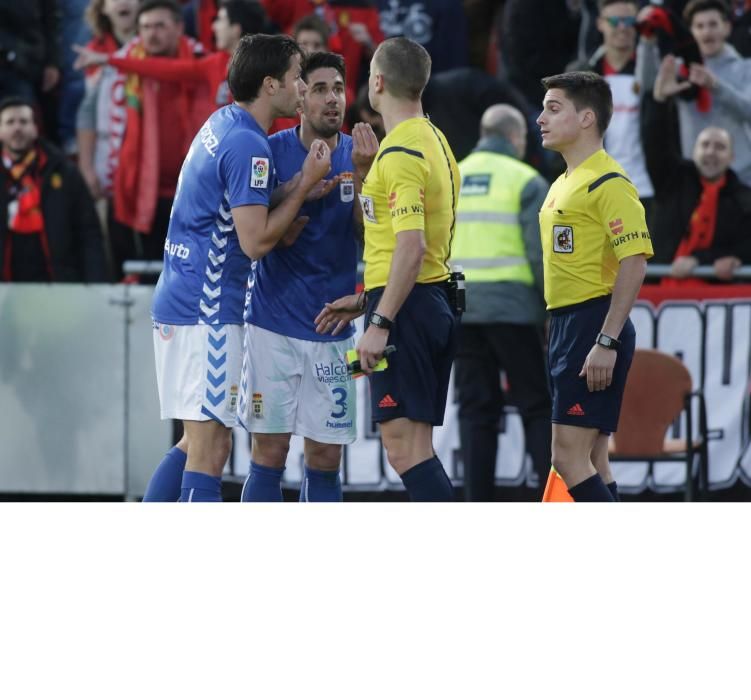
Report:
542,467,573,502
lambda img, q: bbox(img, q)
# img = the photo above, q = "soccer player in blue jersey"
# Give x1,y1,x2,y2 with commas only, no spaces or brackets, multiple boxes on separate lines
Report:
237,52,379,502
145,34,333,502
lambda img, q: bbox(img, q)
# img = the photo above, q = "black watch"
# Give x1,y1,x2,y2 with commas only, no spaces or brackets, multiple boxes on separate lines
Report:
369,312,393,330
596,332,620,350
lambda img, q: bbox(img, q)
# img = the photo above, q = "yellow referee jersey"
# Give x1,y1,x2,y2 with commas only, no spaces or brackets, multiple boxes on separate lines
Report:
539,149,653,310
360,117,459,290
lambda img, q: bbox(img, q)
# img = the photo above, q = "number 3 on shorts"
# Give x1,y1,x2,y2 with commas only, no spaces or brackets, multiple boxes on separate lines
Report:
331,387,347,419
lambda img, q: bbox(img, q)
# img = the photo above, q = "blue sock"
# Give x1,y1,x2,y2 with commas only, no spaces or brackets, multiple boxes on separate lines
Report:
568,473,615,502
607,480,620,502
400,456,454,502
299,464,342,502
143,446,186,502
241,461,284,502
179,470,223,502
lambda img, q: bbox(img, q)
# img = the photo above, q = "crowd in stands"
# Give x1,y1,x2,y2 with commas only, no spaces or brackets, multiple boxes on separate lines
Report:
1,0,751,284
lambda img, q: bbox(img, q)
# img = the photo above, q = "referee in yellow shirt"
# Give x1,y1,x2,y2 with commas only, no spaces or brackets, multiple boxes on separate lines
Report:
537,71,653,502
315,37,460,501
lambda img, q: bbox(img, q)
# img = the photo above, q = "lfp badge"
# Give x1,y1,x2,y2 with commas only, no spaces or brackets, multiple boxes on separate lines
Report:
251,157,269,188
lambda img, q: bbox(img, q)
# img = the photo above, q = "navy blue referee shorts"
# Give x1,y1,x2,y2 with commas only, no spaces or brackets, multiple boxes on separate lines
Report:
548,294,635,434
366,283,458,426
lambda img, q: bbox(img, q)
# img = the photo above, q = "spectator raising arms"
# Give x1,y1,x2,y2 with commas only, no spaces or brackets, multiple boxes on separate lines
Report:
637,0,751,185
643,54,751,282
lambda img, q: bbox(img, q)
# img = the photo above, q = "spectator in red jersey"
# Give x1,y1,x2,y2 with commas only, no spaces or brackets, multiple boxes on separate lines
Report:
75,0,268,111
0,97,108,282
76,0,212,278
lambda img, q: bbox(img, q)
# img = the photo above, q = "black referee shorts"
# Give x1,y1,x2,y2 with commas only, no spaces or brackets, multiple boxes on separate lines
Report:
548,294,635,434
366,283,458,426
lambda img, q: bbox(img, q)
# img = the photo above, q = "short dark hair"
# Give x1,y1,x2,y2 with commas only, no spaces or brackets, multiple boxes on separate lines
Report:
0,96,35,120
597,0,638,11
220,0,269,36
683,0,732,24
541,71,613,136
293,14,330,43
228,33,302,103
374,37,431,100
301,51,346,84
137,0,183,23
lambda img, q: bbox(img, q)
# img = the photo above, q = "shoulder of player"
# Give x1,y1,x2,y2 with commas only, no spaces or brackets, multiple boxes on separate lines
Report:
219,118,271,158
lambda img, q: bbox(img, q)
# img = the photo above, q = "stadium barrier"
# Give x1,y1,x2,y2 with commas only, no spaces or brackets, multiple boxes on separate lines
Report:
1,277,750,497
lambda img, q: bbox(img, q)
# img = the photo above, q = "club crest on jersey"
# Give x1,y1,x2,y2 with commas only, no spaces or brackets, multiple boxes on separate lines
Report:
251,157,269,188
553,225,574,253
340,172,354,202
359,194,377,223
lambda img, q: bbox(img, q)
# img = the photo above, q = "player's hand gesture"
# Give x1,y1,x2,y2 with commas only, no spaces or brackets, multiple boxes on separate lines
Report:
306,175,342,201
579,344,617,392
301,139,331,188
351,123,379,180
314,294,365,335
653,55,692,103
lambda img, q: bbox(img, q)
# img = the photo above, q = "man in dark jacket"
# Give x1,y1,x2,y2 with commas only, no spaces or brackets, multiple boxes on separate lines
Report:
0,97,108,282
0,0,61,102
642,53,751,281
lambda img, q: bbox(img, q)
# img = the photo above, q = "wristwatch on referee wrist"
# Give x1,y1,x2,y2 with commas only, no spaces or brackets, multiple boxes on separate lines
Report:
369,312,393,330
596,332,620,350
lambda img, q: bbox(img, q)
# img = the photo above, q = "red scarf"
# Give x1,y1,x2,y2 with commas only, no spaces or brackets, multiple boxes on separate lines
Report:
663,175,726,287
2,148,53,281
112,36,205,233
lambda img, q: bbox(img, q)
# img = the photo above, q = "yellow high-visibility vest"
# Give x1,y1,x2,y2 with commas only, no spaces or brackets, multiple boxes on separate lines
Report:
451,151,538,284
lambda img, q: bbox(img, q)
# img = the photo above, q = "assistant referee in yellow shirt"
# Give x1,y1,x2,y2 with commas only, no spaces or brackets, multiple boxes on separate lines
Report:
315,37,460,501
537,71,654,502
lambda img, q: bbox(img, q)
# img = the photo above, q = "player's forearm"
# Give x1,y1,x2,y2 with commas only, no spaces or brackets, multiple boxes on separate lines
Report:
374,230,425,320
600,254,647,338
250,185,310,259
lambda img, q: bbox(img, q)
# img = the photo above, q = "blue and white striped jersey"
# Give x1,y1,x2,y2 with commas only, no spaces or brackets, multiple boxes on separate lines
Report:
152,104,274,325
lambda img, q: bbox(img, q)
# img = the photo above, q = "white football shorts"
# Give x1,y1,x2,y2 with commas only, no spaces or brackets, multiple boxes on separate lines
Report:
153,322,244,427
238,323,357,444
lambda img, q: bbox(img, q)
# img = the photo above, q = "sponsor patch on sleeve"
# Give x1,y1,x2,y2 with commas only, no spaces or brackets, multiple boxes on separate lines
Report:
250,157,269,188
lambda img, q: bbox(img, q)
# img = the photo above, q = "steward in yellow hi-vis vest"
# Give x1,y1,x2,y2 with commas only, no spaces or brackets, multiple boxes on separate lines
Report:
450,110,552,502
451,134,548,326
454,150,536,284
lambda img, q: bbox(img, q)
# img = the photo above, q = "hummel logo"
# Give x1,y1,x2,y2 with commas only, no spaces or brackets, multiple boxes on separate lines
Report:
567,403,585,416
378,394,398,408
